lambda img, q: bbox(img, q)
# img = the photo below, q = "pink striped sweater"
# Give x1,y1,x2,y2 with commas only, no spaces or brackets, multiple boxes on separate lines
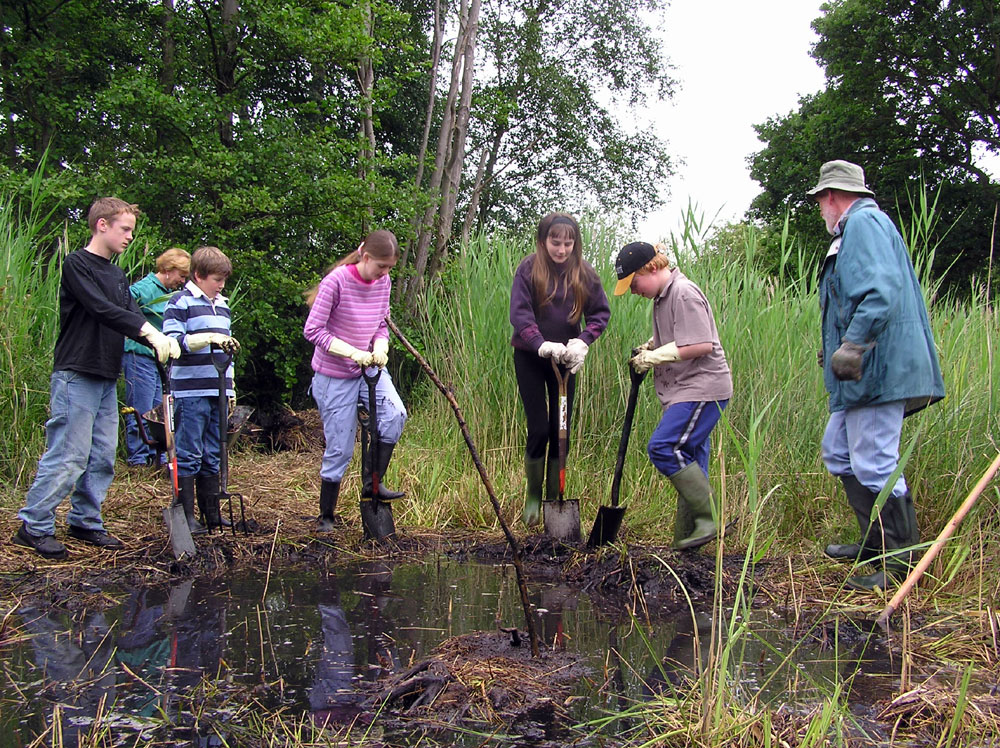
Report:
304,264,390,379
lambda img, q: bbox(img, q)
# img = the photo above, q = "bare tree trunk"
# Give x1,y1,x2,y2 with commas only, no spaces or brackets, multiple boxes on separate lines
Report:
429,0,480,278
412,0,443,194
357,1,376,230
461,147,489,246
404,0,480,311
397,0,444,282
156,0,176,151
202,0,239,149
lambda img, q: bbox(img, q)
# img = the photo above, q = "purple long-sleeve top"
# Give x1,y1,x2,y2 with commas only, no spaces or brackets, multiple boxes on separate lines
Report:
509,255,610,352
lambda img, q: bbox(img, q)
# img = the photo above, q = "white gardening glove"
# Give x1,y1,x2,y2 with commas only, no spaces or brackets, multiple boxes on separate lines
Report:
537,341,568,360
186,332,240,355
371,338,389,368
327,337,374,367
636,337,654,353
630,341,681,373
563,338,589,374
140,322,181,364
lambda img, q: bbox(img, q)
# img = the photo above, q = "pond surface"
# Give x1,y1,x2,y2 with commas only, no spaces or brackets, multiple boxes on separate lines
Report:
1,557,898,746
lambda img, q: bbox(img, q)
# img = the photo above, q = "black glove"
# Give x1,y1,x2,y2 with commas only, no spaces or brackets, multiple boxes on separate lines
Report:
830,339,871,381
817,349,824,368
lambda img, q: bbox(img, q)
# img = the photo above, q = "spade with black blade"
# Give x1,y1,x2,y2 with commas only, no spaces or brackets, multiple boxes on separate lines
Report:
359,366,396,540
587,355,647,548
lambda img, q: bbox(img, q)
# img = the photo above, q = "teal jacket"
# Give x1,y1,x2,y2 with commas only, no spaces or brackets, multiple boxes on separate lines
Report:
123,272,173,357
819,198,945,416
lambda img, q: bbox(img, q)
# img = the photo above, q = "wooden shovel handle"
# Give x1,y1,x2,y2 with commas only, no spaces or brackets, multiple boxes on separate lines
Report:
551,360,569,496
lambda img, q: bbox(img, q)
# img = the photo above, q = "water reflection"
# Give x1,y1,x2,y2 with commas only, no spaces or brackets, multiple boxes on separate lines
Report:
3,558,900,746
310,574,361,727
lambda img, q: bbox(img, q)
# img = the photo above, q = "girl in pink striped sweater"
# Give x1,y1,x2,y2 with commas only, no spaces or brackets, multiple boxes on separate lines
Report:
304,230,408,531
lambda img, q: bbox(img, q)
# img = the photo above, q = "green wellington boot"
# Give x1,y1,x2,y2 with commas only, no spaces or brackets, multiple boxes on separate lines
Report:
670,464,717,551
672,489,695,547
523,457,545,527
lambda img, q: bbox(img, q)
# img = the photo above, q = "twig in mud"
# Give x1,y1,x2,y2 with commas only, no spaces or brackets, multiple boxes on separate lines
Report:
387,316,541,658
261,519,280,604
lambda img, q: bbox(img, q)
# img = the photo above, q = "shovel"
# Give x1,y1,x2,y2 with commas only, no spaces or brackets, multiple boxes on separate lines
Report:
543,360,581,543
359,367,396,540
211,345,247,535
588,358,647,547
155,359,197,560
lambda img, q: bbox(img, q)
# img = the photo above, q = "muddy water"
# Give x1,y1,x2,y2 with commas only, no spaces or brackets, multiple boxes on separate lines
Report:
1,558,896,746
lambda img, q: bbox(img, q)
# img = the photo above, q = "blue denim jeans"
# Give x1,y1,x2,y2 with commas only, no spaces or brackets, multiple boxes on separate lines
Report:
174,396,221,477
19,371,119,535
822,400,908,498
122,352,162,465
647,399,729,478
311,371,407,482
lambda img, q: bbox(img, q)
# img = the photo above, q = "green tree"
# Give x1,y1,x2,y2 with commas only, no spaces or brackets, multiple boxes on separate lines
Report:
467,0,675,230
748,0,1000,287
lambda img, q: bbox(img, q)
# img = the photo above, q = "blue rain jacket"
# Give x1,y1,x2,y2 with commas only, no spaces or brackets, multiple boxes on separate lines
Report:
819,198,944,416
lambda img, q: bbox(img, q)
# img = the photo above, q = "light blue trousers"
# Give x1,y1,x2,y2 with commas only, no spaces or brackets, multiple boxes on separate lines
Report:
19,371,118,535
311,371,407,482
821,401,908,498
122,352,162,465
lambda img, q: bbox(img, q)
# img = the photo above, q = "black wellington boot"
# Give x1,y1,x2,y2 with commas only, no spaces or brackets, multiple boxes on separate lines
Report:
317,480,341,532
362,442,405,500
824,475,879,562
847,489,917,592
178,475,207,535
196,474,230,530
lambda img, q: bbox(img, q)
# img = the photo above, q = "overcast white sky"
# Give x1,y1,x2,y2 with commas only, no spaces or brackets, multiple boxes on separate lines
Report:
636,0,827,240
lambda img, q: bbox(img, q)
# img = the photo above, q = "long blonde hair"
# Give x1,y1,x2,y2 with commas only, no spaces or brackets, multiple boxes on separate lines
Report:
304,230,400,307
531,212,594,323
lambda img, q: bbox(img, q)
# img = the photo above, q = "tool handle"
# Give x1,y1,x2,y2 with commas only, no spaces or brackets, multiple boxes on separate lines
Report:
362,367,382,494
610,364,648,508
212,344,232,492
154,359,180,500
551,360,569,498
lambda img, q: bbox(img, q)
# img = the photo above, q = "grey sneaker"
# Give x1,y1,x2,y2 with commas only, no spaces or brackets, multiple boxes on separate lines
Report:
13,523,68,559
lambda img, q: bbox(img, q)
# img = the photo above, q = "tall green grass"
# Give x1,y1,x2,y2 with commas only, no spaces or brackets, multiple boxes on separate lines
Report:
0,176,167,494
0,178,65,490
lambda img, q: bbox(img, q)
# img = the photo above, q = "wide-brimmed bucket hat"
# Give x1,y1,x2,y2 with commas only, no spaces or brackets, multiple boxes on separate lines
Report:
806,160,875,197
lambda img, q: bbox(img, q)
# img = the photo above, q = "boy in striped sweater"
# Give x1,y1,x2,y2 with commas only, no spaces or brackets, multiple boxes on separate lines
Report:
163,246,240,534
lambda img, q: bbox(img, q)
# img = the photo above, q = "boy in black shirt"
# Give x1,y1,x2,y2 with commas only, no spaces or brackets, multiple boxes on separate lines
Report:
13,198,180,559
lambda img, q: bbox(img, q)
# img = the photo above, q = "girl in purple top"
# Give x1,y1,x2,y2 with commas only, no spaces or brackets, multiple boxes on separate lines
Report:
509,213,610,527
304,230,408,531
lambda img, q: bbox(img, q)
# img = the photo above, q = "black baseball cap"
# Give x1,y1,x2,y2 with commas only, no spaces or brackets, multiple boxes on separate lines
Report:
613,241,656,296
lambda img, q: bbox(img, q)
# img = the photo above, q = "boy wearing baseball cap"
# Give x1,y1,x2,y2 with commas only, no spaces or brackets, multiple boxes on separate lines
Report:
613,241,733,549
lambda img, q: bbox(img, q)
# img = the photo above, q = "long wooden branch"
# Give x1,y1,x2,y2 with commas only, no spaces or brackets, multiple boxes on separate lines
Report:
386,316,540,657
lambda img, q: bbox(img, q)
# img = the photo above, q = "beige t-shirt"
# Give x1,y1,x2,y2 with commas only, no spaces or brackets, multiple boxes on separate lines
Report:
652,270,733,408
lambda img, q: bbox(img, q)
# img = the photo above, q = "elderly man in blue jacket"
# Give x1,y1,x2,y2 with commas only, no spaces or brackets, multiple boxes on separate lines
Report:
808,160,945,591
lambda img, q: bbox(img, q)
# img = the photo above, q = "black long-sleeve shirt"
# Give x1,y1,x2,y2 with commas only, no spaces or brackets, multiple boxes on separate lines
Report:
53,249,147,380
